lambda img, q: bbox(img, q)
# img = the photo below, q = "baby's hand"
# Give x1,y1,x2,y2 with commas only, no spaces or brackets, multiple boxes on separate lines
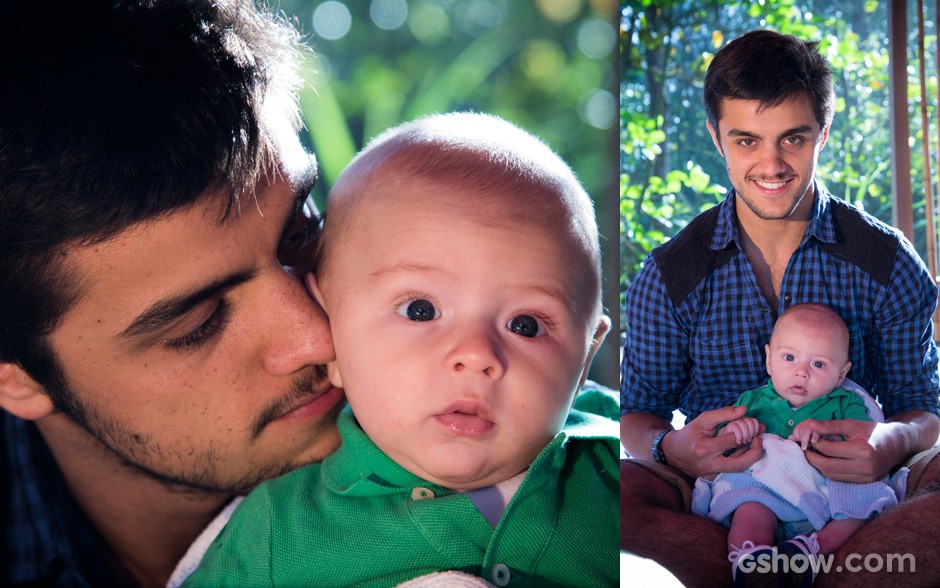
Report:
723,417,761,446
788,421,821,451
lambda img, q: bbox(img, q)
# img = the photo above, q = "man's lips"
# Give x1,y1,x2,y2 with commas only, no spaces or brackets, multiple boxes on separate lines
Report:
277,385,344,421
434,402,495,437
253,384,345,437
751,177,794,192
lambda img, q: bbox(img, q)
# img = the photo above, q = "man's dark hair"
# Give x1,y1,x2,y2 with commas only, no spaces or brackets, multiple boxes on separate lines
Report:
703,29,835,133
0,0,303,396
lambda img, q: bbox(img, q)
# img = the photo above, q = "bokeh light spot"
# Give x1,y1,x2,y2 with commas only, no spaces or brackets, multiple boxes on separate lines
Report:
520,39,566,91
535,0,582,25
409,2,450,45
312,2,352,41
370,0,408,31
577,18,615,59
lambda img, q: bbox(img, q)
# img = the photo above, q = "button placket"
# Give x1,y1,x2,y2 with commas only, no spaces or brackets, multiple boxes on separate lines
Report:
490,563,510,586
411,487,434,500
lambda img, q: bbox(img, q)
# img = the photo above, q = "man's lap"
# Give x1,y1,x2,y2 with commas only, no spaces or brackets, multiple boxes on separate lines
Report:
902,443,940,494
622,443,940,514
621,458,695,513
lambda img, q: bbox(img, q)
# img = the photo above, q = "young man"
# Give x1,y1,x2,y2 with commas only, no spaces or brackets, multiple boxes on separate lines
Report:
0,1,343,586
620,30,940,586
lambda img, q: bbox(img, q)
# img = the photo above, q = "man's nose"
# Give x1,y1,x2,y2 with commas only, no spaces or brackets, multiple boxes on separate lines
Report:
444,324,506,380
758,142,790,173
258,270,334,375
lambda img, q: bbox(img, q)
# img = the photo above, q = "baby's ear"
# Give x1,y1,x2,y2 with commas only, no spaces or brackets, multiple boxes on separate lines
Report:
326,361,344,389
0,363,55,421
305,273,326,309
578,315,611,387
838,360,852,384
304,273,343,387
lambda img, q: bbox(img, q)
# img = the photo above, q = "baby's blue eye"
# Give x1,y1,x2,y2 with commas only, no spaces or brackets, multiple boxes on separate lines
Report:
507,314,542,338
784,354,795,361
813,361,825,368
398,299,439,322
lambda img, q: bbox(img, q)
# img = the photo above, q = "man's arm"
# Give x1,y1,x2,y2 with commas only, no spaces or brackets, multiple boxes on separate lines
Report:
800,240,940,482
621,407,764,479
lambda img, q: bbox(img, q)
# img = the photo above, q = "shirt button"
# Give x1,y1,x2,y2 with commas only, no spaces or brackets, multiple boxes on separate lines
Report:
491,563,511,586
788,419,795,426
411,487,434,500
784,294,792,304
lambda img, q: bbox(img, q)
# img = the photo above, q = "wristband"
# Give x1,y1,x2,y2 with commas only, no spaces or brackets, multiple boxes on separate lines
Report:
651,429,670,465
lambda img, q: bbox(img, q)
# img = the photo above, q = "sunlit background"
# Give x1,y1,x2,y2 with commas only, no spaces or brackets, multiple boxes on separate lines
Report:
279,0,621,388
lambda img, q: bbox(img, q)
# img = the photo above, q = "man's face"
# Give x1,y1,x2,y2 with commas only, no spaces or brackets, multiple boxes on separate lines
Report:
317,176,605,490
46,160,344,494
707,94,829,224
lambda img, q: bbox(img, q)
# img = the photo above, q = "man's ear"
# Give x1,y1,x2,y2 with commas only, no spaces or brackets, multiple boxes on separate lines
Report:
0,363,55,420
819,123,831,149
706,121,725,157
578,315,611,387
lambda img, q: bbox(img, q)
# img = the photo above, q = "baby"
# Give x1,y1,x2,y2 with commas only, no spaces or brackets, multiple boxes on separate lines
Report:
692,303,899,587
184,112,619,587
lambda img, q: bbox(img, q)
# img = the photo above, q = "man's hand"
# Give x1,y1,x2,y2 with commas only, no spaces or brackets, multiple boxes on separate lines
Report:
788,420,822,451
660,405,765,479
797,418,896,483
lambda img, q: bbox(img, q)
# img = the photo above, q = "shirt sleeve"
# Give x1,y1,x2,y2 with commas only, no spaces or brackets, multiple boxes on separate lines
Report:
841,390,874,422
870,242,940,418
620,257,690,420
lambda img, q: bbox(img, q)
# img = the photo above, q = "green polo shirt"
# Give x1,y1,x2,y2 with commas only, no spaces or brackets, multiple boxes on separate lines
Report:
183,388,619,587
733,382,871,438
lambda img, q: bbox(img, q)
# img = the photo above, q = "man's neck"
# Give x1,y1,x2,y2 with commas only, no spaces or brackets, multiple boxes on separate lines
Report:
735,194,814,259
734,186,816,311
36,413,230,588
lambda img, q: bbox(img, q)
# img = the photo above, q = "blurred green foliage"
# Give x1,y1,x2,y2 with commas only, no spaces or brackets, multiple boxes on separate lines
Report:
621,0,939,329
276,0,621,387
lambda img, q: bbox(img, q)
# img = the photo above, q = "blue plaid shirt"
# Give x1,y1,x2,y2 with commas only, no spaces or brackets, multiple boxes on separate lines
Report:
3,412,114,587
621,185,940,423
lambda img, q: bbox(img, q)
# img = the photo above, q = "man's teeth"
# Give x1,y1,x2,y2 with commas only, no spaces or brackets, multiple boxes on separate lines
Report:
756,180,786,189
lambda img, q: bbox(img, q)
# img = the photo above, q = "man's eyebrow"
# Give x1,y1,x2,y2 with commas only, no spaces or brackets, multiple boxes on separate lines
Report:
726,125,815,139
119,269,256,338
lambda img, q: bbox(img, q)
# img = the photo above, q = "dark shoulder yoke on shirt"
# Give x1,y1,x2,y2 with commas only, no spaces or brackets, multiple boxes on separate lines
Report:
822,198,899,288
651,198,901,306
651,205,738,307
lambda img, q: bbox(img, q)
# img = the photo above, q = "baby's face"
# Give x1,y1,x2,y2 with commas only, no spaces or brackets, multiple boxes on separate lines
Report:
315,175,605,490
765,319,850,407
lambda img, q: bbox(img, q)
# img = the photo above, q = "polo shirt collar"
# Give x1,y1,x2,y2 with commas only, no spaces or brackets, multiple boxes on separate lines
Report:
322,405,617,498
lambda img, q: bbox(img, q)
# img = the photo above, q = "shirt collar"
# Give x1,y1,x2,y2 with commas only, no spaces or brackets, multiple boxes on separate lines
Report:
322,405,618,496
4,412,112,585
765,381,854,405
711,180,836,251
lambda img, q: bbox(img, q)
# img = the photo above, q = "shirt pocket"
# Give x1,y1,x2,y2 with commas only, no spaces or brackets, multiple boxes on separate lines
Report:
689,334,766,400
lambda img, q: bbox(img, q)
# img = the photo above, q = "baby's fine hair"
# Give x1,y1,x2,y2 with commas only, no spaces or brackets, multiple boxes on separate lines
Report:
321,112,602,312
774,303,850,353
